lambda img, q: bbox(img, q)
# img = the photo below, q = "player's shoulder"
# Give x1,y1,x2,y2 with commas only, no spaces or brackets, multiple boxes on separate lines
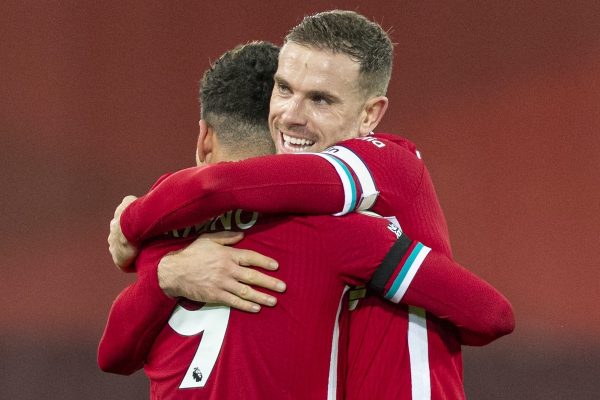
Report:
149,172,173,190
373,132,417,150
335,132,423,161
372,132,423,159
150,165,213,191
291,213,397,239
341,212,398,235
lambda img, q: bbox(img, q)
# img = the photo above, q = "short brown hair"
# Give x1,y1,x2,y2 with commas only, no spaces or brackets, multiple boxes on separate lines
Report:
285,10,393,97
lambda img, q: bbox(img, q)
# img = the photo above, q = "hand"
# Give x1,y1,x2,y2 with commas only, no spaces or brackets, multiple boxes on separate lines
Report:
157,231,286,313
108,195,139,272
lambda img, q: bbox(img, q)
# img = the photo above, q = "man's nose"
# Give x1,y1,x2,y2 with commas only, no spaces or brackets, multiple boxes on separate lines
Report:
279,97,307,126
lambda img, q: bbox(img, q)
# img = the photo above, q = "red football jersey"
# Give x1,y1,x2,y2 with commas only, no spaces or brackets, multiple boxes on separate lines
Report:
118,133,514,399
101,211,433,399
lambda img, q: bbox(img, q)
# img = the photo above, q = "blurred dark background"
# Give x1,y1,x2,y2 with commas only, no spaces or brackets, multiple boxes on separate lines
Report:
1,1,599,398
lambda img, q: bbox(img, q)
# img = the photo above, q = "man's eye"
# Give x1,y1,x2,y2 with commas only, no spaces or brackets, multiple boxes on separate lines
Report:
312,96,330,105
278,84,291,94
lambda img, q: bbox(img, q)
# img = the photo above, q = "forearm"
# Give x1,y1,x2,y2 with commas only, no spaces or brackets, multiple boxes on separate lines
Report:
121,155,345,245
97,271,177,374
367,234,514,346
401,251,515,346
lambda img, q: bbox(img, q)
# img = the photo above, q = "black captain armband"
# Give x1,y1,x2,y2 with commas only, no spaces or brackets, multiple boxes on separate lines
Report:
369,234,431,303
369,234,413,294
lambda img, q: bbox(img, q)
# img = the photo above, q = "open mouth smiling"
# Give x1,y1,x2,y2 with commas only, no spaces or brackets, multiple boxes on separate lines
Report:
280,132,316,152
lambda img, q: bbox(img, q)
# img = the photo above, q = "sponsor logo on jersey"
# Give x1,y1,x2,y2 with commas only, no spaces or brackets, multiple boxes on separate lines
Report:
357,136,386,148
192,367,203,382
387,222,403,239
167,210,259,238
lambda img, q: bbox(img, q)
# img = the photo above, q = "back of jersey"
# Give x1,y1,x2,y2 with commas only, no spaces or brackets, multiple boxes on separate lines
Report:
143,212,397,400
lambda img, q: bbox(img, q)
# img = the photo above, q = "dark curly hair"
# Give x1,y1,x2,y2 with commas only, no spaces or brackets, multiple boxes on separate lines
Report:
285,10,393,97
200,41,279,155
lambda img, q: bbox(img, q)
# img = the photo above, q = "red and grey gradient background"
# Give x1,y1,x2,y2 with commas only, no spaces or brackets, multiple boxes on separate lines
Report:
1,1,598,399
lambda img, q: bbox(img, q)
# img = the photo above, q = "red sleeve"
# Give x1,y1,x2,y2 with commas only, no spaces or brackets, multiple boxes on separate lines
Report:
121,155,346,246
404,252,515,346
328,214,400,288
329,215,514,346
97,246,177,374
367,232,515,346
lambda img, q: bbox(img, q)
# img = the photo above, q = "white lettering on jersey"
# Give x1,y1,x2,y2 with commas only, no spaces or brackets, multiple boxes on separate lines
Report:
357,136,386,148
169,210,259,238
235,209,258,229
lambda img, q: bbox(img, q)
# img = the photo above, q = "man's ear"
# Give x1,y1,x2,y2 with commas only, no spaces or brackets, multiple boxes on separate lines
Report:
196,119,214,165
358,96,389,137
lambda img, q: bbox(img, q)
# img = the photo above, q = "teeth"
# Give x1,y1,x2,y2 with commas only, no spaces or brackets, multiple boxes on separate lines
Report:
282,133,315,147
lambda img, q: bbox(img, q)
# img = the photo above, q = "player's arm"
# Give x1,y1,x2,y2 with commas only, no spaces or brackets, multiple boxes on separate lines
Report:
119,153,347,247
118,137,411,248
108,175,285,311
368,236,514,345
98,252,177,374
337,217,515,346
394,250,515,346
110,137,416,271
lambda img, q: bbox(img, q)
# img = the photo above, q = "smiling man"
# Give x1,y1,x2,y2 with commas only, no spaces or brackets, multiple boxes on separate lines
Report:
270,41,387,153
109,10,514,399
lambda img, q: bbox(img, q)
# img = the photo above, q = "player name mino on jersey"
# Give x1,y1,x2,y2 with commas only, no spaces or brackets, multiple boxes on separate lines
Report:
166,210,259,238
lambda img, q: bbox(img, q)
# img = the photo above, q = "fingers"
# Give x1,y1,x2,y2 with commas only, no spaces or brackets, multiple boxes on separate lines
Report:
168,277,277,314
210,279,279,313
231,280,278,306
156,235,286,313
234,248,279,272
197,233,278,271
188,264,284,310
215,291,263,313
232,265,286,293
108,212,138,272
114,195,138,218
107,195,139,272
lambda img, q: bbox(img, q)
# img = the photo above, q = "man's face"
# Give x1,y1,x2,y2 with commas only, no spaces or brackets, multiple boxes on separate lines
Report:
269,42,369,154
